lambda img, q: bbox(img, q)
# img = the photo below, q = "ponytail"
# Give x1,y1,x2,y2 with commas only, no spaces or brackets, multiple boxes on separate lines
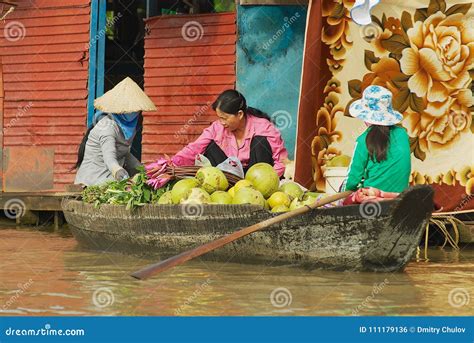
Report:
246,106,271,121
366,125,391,162
72,125,94,170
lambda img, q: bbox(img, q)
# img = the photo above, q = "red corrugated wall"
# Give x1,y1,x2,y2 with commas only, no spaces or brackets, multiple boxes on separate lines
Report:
142,12,236,164
0,0,90,191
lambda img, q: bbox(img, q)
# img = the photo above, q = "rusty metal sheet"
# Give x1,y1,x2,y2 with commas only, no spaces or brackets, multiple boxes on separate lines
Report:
0,1,90,191
3,146,54,191
143,12,236,164
0,60,3,188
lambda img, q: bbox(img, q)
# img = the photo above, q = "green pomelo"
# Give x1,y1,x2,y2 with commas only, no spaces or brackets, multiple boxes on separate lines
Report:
234,180,254,192
279,182,304,200
289,197,304,211
245,163,280,199
195,166,229,193
326,155,351,167
171,178,200,204
231,187,266,207
157,191,173,204
181,187,211,204
210,191,233,205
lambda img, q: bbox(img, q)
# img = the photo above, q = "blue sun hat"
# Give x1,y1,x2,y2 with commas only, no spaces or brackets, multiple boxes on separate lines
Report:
349,85,403,126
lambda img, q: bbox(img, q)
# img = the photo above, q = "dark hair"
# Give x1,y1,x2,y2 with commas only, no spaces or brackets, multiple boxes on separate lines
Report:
72,125,94,170
212,89,271,121
366,125,391,162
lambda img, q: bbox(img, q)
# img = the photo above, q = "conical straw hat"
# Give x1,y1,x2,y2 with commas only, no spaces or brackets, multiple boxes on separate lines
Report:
93,77,157,113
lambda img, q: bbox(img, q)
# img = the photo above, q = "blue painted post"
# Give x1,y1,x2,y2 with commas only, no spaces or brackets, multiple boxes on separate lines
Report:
96,0,106,97
87,0,99,127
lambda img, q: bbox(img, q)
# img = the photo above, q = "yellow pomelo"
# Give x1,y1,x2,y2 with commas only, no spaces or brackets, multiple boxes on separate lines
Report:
234,179,254,192
271,205,290,213
267,191,291,209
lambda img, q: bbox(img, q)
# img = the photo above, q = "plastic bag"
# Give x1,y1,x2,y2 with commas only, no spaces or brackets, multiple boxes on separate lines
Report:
216,157,245,179
194,155,245,179
194,154,212,167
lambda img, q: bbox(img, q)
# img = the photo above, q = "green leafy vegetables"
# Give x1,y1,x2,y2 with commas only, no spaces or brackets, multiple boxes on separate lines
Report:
82,167,174,210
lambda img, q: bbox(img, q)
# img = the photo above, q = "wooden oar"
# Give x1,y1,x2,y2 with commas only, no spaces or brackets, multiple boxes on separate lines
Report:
131,190,352,280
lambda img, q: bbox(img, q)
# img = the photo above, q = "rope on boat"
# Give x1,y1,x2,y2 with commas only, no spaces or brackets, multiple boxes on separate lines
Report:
422,216,461,259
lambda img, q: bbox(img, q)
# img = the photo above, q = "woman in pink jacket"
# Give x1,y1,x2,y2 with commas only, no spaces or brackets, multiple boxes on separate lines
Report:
172,90,288,177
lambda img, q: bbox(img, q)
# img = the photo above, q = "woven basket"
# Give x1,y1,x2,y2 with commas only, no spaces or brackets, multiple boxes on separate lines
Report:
166,165,242,186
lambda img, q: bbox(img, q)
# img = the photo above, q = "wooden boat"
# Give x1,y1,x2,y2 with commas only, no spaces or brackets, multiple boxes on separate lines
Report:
62,185,434,272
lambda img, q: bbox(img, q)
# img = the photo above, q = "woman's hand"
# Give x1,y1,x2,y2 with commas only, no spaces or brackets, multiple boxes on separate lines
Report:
114,168,130,181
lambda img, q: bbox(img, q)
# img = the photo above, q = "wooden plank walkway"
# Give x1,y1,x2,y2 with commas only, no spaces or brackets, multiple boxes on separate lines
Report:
0,192,80,211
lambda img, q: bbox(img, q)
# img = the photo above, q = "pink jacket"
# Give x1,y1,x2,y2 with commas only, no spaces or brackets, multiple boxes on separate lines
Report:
172,115,288,176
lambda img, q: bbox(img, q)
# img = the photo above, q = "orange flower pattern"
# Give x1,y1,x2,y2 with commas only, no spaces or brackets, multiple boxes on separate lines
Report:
350,1,473,158
314,0,473,195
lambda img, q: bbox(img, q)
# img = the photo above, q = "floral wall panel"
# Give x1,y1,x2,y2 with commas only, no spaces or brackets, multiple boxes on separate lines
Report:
313,0,473,211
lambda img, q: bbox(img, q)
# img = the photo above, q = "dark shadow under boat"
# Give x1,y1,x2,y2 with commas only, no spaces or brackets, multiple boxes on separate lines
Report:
62,185,434,272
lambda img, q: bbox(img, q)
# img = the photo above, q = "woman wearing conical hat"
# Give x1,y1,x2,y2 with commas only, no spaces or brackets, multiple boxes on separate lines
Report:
73,77,156,186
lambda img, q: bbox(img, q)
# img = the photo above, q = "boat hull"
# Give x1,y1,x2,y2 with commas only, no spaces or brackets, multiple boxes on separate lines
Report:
62,186,434,272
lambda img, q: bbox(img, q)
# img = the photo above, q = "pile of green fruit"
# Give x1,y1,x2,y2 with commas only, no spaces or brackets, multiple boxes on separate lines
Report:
82,163,324,212
159,163,325,213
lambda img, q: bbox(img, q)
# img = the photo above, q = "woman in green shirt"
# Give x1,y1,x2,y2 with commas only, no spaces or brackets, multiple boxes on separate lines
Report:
344,85,411,193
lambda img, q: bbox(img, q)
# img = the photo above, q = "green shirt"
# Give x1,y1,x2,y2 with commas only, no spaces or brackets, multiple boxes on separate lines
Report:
345,126,411,193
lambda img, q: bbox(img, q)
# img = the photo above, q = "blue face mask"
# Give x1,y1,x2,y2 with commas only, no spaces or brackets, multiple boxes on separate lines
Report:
112,112,140,140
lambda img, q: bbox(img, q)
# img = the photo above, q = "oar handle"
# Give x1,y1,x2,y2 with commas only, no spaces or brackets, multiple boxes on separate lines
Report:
131,190,353,280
